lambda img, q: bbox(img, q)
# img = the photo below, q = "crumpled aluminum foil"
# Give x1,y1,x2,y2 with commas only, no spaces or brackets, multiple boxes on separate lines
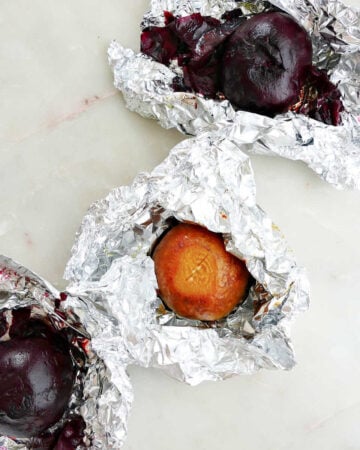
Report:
65,133,310,386
0,255,133,449
108,0,360,189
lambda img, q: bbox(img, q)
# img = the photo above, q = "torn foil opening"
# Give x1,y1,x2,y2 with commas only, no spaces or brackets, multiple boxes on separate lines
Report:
65,133,310,385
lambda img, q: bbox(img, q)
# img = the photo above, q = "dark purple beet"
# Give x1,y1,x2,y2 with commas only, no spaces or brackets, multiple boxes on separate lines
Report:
0,311,8,338
182,59,220,97
28,416,85,450
0,335,75,438
181,15,246,96
52,416,86,450
141,13,221,69
221,12,313,116
141,27,179,65
141,12,245,97
9,307,32,337
167,13,220,49
292,66,343,125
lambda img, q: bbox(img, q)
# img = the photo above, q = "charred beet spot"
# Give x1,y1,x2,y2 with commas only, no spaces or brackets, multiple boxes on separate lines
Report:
221,12,313,116
153,223,253,321
0,317,76,440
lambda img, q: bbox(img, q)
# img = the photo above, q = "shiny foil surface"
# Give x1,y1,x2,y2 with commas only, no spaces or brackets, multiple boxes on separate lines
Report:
0,255,133,449
108,0,360,189
65,133,310,386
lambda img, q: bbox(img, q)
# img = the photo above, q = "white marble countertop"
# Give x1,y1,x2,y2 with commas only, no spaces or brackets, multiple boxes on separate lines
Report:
1,1,360,449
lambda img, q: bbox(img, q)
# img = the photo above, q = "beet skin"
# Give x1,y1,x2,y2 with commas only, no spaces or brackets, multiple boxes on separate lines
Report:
0,336,75,438
221,12,313,116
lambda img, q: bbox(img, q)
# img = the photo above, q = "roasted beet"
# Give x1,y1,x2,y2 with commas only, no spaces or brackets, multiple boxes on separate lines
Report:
0,335,75,438
153,223,253,321
141,12,244,97
140,9,344,124
167,13,220,49
141,27,179,65
221,12,313,116
181,15,245,96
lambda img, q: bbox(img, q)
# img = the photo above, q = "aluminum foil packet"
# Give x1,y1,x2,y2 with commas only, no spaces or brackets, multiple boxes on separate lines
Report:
0,255,133,449
108,0,360,189
65,133,310,386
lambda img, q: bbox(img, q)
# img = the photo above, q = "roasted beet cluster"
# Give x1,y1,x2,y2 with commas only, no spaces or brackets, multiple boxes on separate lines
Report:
141,10,343,125
0,308,85,449
141,11,245,98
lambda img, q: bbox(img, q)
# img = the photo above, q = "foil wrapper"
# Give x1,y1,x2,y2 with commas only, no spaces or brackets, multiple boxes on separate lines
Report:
108,0,360,189
0,255,133,449
65,133,310,386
